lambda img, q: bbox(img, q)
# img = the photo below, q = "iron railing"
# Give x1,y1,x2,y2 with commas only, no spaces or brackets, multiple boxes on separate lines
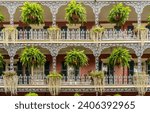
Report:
0,75,149,86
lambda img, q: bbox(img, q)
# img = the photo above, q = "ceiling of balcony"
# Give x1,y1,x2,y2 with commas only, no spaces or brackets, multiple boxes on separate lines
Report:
0,46,150,57
1,4,150,23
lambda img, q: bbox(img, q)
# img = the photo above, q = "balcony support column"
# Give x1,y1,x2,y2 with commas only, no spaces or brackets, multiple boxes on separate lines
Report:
52,55,57,72
137,56,142,73
95,55,99,71
10,55,15,71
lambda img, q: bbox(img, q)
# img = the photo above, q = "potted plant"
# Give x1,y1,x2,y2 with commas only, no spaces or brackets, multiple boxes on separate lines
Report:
0,12,4,28
21,2,44,29
48,26,60,41
91,26,105,41
25,92,38,96
134,25,148,40
108,3,131,27
114,93,121,96
74,93,81,96
20,47,46,78
47,71,62,96
89,70,105,95
65,49,88,78
133,72,148,96
65,0,86,26
2,71,18,95
107,47,131,83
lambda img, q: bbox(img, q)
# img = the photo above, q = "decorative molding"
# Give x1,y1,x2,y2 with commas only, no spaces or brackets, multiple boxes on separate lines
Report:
41,1,68,26
0,87,149,93
83,1,110,25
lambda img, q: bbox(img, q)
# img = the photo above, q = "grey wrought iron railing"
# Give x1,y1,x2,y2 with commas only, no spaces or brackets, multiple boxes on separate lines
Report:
0,75,149,86
16,29,140,42
0,31,4,41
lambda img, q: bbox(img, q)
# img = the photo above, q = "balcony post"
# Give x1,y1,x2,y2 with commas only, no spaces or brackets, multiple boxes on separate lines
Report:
52,55,57,71
137,56,142,73
10,55,14,71
95,55,99,71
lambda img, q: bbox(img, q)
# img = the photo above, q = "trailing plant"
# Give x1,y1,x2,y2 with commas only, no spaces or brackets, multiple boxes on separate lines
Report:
91,26,105,33
0,12,4,23
107,47,131,67
134,26,148,32
74,93,81,96
108,3,131,26
114,93,121,96
0,54,4,68
2,26,16,35
21,2,44,25
133,72,148,96
48,26,60,31
20,47,46,76
25,92,38,96
89,70,105,95
148,15,150,25
65,49,88,68
47,71,62,96
2,71,18,95
65,0,86,24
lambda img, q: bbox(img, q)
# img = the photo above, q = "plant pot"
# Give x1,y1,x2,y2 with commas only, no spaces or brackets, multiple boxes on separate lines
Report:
115,14,121,21
66,23,81,29
72,13,79,23
30,24,44,29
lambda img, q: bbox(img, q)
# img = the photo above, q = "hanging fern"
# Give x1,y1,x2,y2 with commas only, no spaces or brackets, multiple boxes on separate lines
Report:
20,47,46,68
0,12,4,23
107,47,131,67
21,2,44,25
65,49,88,68
65,0,86,24
108,3,131,26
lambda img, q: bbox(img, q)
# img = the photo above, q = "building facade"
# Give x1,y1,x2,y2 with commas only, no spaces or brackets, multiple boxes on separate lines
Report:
0,0,150,96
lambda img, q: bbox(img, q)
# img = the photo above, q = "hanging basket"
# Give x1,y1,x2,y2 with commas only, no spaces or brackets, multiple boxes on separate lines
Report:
89,71,105,95
2,71,18,95
72,13,79,23
47,72,62,96
133,73,149,96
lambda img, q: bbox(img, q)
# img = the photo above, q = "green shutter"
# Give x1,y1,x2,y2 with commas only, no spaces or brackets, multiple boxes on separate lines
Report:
99,60,102,71
17,61,23,76
146,61,150,75
128,60,134,76
75,67,79,76
44,61,50,76
107,66,114,76
61,26,67,39
61,61,67,76
0,63,5,76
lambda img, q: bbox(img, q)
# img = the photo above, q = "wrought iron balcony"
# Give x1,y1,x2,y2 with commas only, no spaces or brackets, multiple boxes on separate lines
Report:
0,28,148,43
0,75,149,86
